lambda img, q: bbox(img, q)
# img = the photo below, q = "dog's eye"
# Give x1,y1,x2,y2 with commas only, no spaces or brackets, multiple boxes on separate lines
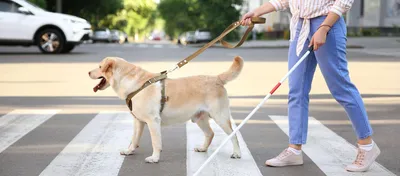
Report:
99,66,101,68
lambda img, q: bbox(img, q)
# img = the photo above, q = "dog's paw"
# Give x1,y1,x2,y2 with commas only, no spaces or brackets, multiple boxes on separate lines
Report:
145,156,160,163
194,147,207,152
230,153,241,159
120,149,135,156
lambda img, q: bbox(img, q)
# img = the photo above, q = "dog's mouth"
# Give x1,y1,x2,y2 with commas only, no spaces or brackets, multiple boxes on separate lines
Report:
93,76,106,92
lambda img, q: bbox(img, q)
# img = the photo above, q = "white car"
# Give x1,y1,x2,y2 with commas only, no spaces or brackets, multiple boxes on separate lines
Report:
0,0,92,53
177,29,211,45
194,29,211,43
92,28,112,43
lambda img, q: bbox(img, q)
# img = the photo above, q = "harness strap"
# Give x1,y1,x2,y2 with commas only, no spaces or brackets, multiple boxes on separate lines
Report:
160,79,168,113
125,72,168,111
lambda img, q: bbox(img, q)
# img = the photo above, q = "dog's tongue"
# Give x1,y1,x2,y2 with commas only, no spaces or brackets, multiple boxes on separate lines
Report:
93,77,105,93
93,85,99,92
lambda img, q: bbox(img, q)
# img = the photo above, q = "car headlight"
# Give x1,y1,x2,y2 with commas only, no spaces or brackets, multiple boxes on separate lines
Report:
63,18,76,23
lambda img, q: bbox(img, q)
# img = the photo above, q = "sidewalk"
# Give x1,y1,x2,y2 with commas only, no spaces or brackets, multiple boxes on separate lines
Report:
186,37,400,49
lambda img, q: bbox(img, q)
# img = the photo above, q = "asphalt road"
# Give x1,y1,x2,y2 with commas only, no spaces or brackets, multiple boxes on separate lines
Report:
0,42,399,176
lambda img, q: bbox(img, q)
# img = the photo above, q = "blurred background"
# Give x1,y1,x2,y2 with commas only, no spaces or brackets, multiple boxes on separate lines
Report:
47,0,400,38
0,1,400,176
1,0,399,53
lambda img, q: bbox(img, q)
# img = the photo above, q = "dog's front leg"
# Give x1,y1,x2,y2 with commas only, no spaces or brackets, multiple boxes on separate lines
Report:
145,118,162,163
120,118,145,155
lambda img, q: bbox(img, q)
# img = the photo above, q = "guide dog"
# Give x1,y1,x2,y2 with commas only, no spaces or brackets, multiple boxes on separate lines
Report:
88,56,243,163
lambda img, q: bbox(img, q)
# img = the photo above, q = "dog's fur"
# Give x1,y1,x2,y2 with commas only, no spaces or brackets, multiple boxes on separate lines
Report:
88,56,244,163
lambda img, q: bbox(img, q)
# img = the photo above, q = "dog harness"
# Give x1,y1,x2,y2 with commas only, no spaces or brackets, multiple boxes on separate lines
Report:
125,71,169,113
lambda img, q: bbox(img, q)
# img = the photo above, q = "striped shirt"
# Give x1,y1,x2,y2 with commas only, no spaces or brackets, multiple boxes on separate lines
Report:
269,0,354,56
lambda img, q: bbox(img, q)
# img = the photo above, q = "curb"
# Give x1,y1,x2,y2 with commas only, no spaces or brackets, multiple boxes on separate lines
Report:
184,44,364,49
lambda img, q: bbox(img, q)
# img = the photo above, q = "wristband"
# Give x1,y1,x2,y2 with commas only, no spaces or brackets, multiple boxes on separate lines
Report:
318,24,332,30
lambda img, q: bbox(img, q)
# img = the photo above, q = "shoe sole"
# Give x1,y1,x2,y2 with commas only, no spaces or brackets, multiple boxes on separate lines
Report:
265,161,304,167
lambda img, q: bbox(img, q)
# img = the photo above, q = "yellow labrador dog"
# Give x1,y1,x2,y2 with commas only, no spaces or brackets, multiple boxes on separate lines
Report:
88,56,243,163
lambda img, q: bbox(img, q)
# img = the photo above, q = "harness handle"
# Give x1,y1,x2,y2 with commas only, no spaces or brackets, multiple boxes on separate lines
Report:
220,17,265,48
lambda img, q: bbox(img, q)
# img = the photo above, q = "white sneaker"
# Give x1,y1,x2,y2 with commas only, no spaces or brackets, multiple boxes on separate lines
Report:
265,148,303,167
346,143,381,172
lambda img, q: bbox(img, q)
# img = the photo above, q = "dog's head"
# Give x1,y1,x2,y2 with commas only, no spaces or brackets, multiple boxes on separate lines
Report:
88,57,122,92
89,57,151,99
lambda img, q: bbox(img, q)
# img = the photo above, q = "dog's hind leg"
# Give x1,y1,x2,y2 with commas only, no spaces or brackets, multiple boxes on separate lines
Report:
210,105,241,159
194,113,214,152
120,118,145,156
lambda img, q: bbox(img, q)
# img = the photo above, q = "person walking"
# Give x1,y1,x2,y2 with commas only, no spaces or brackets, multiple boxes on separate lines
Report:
240,0,380,172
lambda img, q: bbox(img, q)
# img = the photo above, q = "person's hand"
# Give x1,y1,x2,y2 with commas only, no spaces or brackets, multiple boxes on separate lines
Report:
240,11,256,26
309,25,330,51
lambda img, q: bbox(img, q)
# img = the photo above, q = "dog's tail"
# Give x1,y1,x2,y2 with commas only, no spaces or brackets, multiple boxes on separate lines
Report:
217,56,244,85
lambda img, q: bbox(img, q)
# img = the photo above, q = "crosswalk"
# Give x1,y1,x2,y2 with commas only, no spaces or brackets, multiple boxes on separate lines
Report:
0,109,60,153
187,119,262,176
0,109,396,176
39,111,132,176
270,116,394,176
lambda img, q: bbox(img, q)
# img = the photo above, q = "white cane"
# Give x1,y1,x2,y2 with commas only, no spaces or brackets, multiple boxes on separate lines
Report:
192,46,314,176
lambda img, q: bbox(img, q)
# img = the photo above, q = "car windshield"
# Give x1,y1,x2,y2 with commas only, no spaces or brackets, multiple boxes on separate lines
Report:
23,0,46,12
95,29,107,32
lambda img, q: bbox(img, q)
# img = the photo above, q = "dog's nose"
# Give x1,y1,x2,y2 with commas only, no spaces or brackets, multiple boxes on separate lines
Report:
88,72,91,76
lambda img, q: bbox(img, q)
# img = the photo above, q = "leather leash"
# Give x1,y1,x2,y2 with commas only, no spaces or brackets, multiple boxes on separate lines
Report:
170,17,266,71
125,17,266,112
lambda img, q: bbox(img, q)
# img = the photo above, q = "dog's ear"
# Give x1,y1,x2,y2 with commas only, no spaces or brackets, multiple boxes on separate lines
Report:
101,59,115,72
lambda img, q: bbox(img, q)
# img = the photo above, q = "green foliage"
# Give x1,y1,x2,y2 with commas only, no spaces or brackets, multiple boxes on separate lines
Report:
158,0,205,38
61,0,124,27
99,0,157,37
197,0,243,40
27,0,46,9
158,0,243,40
361,28,381,36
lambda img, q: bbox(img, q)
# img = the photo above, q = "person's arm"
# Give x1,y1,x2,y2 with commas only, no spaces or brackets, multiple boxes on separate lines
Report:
253,1,283,16
240,0,289,26
309,0,354,50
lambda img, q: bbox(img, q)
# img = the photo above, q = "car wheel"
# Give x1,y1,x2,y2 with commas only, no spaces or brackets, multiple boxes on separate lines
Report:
61,44,75,53
36,28,65,54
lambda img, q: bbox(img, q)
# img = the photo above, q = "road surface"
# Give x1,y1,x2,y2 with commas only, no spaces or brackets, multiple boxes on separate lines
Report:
0,42,399,176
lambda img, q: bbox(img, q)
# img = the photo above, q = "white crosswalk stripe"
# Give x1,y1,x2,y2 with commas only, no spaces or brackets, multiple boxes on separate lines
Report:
169,45,180,48
39,111,133,176
269,115,396,176
137,44,148,48
0,109,60,153
186,119,262,176
153,44,163,48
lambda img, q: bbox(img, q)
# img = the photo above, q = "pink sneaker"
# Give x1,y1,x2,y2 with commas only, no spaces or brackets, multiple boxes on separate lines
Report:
265,148,303,167
346,142,381,172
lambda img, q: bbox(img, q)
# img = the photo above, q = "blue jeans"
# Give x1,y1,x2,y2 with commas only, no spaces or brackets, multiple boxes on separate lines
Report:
288,16,373,144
